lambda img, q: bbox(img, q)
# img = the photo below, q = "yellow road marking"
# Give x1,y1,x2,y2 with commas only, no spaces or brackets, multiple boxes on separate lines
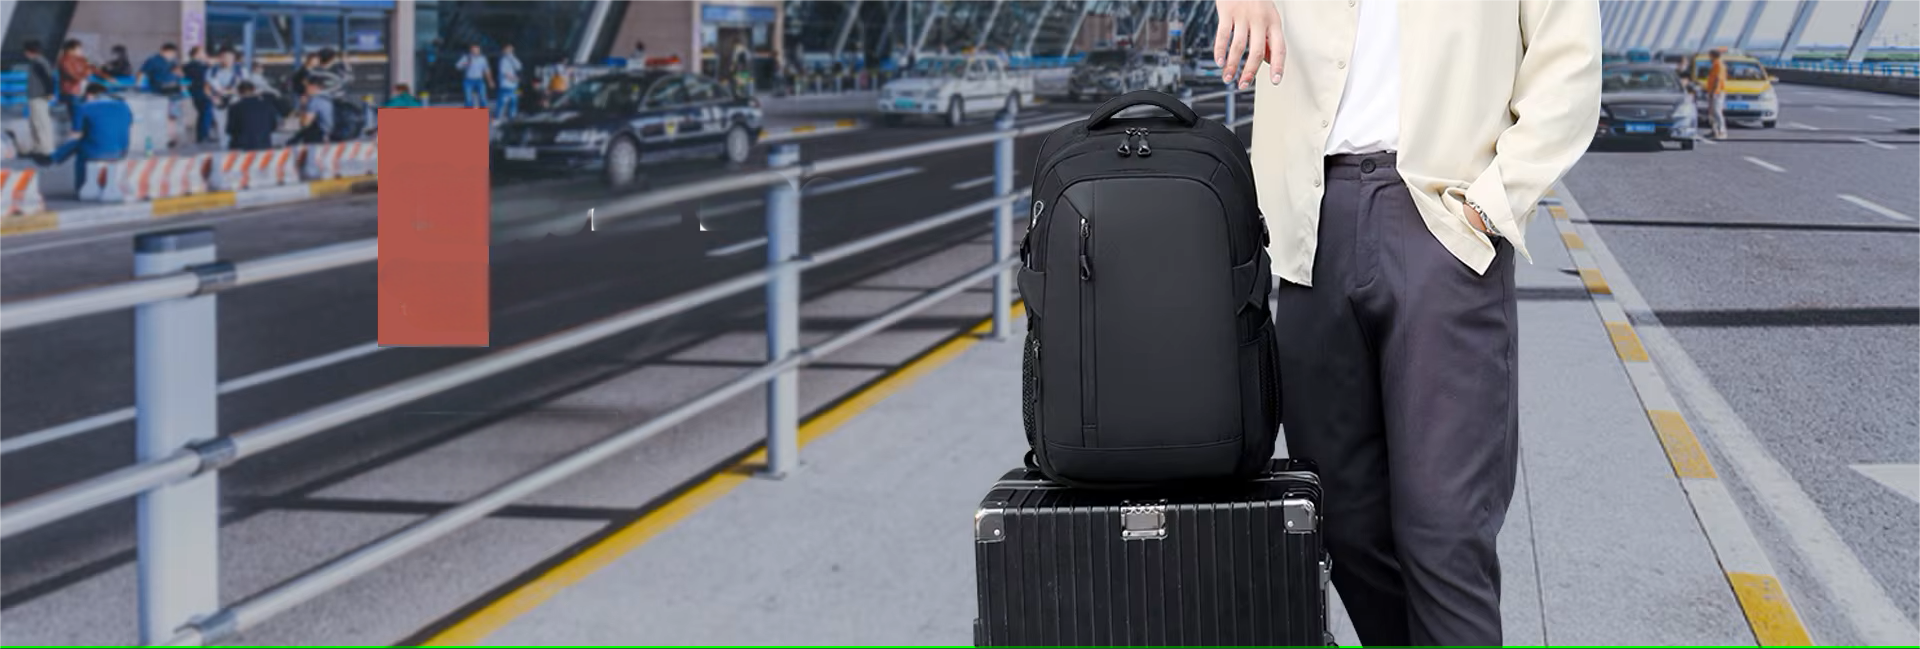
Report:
309,175,375,197
1605,321,1649,362
834,119,858,128
1579,268,1611,295
1561,232,1585,250
1647,409,1717,479
1728,572,1814,646
0,212,60,236
422,305,1017,645
1549,205,1569,220
153,191,236,217
789,125,817,134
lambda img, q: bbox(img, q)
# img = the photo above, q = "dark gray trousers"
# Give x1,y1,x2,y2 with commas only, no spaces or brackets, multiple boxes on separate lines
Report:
1274,152,1520,647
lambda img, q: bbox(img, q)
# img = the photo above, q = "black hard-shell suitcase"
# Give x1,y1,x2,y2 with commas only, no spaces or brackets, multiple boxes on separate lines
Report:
973,459,1331,647
1018,90,1280,487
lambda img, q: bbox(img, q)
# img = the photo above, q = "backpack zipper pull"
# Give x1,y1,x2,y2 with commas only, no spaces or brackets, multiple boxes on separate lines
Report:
1134,128,1152,157
1078,216,1093,281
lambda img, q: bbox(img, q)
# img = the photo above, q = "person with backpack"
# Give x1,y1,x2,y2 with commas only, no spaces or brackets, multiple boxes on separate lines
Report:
1216,0,1601,645
224,81,279,151
290,78,333,145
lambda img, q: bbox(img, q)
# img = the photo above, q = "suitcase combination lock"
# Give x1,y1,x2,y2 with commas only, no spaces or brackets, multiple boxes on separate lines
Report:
1119,503,1168,540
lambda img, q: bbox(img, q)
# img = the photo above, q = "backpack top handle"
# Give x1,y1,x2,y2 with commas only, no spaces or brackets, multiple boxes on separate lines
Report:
1086,90,1201,131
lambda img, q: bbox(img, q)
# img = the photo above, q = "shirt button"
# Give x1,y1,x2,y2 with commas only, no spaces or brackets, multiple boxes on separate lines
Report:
1312,178,1322,188
1349,0,1356,6
1336,60,1347,69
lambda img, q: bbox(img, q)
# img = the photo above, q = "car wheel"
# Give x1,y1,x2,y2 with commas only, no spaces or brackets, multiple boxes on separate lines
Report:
1763,120,1777,129
947,96,965,127
604,135,640,188
882,113,902,127
722,124,753,164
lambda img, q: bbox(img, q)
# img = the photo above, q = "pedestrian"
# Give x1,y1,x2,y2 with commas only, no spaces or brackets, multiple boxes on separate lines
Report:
40,82,133,195
289,52,319,98
1219,0,1600,645
456,44,493,109
494,43,522,120
1704,48,1728,139
206,48,243,144
21,41,59,156
181,45,216,143
57,39,101,130
315,47,353,97
290,78,334,145
384,83,423,107
101,44,134,79
630,40,648,69
224,81,279,151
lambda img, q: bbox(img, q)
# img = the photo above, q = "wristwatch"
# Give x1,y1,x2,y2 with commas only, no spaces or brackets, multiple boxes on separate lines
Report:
1463,196,1502,239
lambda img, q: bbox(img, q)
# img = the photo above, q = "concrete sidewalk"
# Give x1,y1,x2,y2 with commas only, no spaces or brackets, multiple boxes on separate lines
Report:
446,198,1760,646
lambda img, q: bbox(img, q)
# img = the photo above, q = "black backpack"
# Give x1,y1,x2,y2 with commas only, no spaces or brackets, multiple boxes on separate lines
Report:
1018,90,1280,487
331,97,367,141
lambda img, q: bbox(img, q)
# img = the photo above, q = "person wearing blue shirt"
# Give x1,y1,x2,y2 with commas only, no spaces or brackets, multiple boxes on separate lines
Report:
456,44,493,109
291,78,335,144
495,43,523,119
139,43,182,125
40,84,133,195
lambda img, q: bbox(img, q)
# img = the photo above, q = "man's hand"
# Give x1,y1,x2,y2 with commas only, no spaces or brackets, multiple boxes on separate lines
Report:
1465,203,1489,235
1213,0,1285,89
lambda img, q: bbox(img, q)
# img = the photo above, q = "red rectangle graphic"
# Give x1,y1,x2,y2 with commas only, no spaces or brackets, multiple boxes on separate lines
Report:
378,107,490,346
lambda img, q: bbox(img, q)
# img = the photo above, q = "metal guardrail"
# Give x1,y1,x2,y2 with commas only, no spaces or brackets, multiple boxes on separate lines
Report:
1758,58,1920,78
0,87,1251,646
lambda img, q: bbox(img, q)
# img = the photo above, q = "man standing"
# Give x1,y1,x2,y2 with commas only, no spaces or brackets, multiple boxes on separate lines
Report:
225,81,280,151
206,48,243,147
42,83,132,195
1216,0,1599,645
57,40,101,130
457,44,493,109
182,46,215,143
1704,48,1728,139
291,79,334,145
630,41,649,69
21,41,58,156
495,43,523,120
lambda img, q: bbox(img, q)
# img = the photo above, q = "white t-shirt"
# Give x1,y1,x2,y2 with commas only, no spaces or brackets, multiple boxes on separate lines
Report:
1324,0,1402,155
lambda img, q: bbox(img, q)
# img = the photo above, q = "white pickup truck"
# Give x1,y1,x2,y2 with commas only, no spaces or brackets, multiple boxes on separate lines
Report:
877,55,1036,127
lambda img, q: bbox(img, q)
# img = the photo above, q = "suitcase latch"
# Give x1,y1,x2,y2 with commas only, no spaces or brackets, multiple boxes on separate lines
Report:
1282,497,1319,534
1120,504,1168,540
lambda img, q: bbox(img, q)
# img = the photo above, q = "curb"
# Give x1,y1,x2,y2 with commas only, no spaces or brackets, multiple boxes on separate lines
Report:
760,119,865,143
0,175,377,238
1542,185,1814,646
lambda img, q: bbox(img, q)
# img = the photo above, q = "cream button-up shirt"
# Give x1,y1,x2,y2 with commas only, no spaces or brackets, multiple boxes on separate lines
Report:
1250,0,1603,285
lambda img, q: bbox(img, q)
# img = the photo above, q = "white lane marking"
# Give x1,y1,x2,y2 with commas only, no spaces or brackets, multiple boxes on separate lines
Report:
760,124,867,144
1560,189,1920,646
1850,464,1920,504
1014,111,1071,126
1868,115,1895,122
0,341,387,455
1837,194,1915,221
1848,136,1897,151
0,196,372,257
803,167,923,196
1815,105,1837,112
1697,137,1719,146
951,175,995,191
1787,121,1822,131
1743,156,1785,173
706,236,769,257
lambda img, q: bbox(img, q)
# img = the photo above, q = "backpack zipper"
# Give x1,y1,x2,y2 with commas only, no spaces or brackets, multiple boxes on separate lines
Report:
1078,210,1096,442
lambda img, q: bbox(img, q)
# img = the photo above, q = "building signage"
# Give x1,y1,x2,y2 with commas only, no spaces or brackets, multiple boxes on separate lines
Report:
701,4,777,25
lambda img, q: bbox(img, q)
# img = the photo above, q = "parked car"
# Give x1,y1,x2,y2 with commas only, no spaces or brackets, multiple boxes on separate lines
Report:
490,70,763,188
1183,56,1224,88
1067,49,1148,101
1685,51,1780,128
1596,63,1697,150
876,54,1034,127
1139,52,1182,93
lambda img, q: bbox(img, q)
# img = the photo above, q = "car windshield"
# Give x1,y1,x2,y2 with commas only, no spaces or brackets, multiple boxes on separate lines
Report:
551,77,644,111
1695,60,1769,81
1603,68,1680,92
1085,51,1128,66
912,58,963,76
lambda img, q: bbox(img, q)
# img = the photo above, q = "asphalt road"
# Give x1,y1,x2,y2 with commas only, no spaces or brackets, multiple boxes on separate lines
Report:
1562,82,1920,640
0,95,1240,613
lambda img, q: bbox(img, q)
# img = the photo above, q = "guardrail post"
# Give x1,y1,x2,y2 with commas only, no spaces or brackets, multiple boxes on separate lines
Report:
1225,87,1237,124
763,144,803,479
989,111,1016,342
132,228,222,644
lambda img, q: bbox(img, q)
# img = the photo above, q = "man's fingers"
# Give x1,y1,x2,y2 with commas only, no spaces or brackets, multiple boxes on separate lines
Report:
1240,27,1267,89
1213,13,1233,68
1223,20,1250,83
1268,24,1287,84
